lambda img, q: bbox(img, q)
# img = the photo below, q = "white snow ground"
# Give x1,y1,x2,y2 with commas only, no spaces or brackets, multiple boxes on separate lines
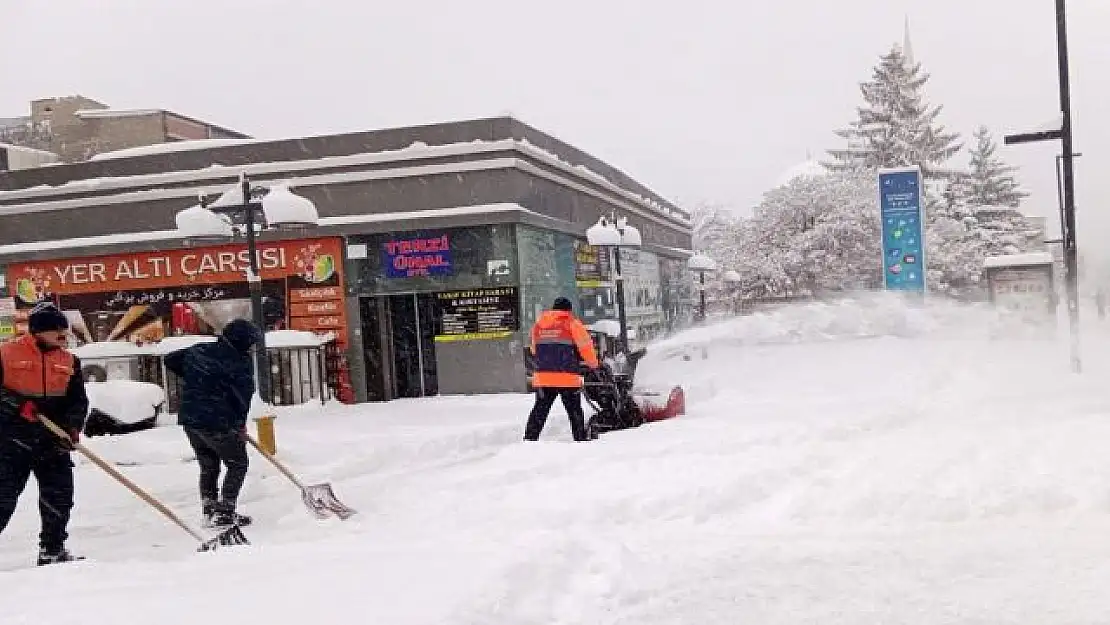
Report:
6,294,1110,623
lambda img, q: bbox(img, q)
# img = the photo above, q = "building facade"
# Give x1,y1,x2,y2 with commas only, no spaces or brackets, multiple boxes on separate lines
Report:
0,116,694,402
0,95,249,164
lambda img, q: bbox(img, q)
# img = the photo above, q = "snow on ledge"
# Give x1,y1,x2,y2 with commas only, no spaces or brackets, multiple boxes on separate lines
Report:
0,203,534,256
73,332,333,359
73,335,218,360
687,254,718,272
74,108,161,120
90,139,260,161
983,252,1055,269
589,319,622,338
73,341,152,360
266,330,335,348
0,137,690,227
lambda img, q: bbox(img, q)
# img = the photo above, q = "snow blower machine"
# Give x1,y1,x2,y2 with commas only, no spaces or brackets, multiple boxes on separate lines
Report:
582,347,685,439
526,327,686,440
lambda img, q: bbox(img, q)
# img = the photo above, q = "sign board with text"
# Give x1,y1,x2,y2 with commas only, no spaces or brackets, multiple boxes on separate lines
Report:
434,287,519,342
878,167,926,293
5,237,349,346
382,233,454,279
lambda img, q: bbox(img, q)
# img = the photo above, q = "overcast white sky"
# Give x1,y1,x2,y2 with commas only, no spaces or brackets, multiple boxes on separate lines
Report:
3,0,1109,255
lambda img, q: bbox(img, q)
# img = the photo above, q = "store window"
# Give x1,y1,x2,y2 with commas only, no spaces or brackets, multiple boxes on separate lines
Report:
516,226,576,331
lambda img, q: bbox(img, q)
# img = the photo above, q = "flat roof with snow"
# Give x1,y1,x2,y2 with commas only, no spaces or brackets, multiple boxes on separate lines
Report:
983,252,1055,269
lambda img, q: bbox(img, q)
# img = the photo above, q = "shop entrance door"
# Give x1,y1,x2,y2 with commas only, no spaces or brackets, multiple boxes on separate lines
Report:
388,293,438,398
361,294,439,400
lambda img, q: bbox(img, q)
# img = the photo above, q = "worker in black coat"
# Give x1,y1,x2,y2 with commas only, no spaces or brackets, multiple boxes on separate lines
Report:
164,318,260,528
0,302,89,566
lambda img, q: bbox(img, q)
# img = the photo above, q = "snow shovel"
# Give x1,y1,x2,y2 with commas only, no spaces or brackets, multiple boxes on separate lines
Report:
37,414,249,552
245,434,356,520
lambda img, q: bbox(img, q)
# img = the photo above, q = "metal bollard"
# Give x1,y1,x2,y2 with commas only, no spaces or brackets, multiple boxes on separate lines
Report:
254,414,277,456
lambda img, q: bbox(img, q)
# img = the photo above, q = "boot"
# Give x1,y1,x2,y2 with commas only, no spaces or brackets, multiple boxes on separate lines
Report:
201,498,217,526
37,545,84,566
207,501,252,527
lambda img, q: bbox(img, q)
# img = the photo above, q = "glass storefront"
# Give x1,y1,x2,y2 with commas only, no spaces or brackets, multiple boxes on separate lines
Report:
345,223,684,400
619,248,666,346
347,225,527,400
516,226,577,331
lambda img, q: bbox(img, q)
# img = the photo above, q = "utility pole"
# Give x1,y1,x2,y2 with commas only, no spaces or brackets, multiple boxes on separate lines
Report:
1005,0,1081,372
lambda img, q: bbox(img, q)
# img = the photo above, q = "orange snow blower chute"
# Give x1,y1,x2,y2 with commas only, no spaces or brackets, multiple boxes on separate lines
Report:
638,385,686,422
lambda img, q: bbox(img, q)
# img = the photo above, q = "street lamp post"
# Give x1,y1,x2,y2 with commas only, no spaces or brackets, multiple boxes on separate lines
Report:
1004,0,1081,373
723,269,742,314
586,215,641,354
175,173,320,403
687,253,717,322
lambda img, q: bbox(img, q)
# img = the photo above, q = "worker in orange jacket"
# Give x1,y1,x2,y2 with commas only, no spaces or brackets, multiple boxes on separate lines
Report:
525,297,599,442
0,302,89,566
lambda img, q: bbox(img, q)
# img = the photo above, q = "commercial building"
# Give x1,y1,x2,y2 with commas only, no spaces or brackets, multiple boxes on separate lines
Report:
0,116,694,402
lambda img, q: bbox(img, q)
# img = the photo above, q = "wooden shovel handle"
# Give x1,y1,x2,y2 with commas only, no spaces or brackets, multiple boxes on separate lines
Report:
37,414,205,544
245,434,306,490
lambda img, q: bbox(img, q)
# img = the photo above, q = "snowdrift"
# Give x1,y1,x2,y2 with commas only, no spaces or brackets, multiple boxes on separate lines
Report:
6,294,1110,623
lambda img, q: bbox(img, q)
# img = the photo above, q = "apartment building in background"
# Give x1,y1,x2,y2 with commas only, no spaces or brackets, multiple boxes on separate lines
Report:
0,95,249,165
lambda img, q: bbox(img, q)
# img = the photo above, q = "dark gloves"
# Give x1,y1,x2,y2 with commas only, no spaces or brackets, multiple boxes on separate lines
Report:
58,428,79,451
0,390,25,418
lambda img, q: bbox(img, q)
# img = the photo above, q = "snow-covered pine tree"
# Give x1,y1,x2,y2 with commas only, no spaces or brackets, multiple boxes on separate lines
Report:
824,45,961,179
966,125,1028,208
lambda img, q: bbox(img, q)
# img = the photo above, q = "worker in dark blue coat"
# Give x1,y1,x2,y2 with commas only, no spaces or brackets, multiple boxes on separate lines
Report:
164,318,260,528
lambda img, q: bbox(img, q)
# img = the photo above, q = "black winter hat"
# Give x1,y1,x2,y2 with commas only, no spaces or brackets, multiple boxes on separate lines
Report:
222,318,262,353
28,302,69,334
552,297,573,311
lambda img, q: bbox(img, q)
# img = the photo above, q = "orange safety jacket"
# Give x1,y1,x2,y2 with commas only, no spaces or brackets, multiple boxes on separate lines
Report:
530,310,599,388
0,333,77,406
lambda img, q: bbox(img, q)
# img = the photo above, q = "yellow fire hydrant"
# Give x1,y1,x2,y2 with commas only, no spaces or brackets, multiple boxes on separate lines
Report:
254,414,277,456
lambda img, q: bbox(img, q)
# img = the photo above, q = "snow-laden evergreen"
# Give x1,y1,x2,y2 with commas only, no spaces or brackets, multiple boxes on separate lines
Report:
966,125,1029,209
685,41,1048,301
824,45,961,179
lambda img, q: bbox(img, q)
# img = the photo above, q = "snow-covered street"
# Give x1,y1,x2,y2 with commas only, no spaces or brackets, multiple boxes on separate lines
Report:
6,296,1110,624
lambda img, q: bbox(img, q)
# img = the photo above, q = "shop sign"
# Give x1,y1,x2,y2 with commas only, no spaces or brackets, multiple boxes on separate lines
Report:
988,265,1055,318
382,233,454,278
575,240,610,288
5,237,349,347
434,287,519,342
0,297,13,340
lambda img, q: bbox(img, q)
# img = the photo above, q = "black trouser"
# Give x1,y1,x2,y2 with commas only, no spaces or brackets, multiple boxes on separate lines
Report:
183,427,249,507
0,432,75,552
525,387,588,442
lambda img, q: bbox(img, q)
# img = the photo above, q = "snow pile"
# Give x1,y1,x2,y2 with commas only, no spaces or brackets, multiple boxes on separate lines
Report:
259,184,319,227
10,304,1110,622
174,204,232,239
650,293,1009,352
86,380,165,424
636,293,1059,397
